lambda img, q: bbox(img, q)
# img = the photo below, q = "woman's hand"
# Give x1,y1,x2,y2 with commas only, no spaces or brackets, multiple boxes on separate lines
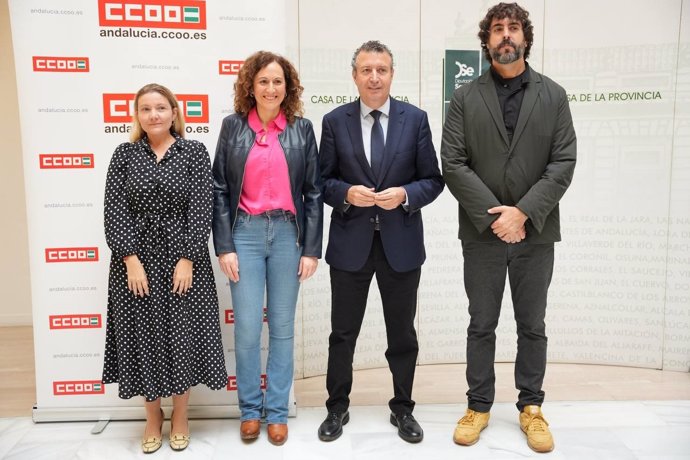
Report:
219,252,239,282
298,256,318,282
124,255,149,297
172,257,193,295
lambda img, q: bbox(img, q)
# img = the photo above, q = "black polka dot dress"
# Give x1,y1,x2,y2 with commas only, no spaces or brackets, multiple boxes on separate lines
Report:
102,134,228,401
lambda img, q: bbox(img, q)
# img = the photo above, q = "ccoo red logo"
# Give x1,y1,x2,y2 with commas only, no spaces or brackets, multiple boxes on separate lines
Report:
49,314,102,330
39,154,94,169
53,380,104,395
33,56,90,73
103,93,208,123
219,60,244,75
45,247,99,263
227,374,267,391
98,0,206,29
225,308,267,324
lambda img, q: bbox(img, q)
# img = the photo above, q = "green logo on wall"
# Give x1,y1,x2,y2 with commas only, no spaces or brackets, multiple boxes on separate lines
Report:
443,50,490,119
186,101,202,117
183,7,200,23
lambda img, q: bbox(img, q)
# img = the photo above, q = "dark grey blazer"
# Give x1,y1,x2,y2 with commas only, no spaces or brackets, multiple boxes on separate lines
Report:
440,67,576,243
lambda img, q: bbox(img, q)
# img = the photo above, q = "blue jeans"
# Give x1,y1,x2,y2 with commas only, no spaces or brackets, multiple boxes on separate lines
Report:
230,210,301,424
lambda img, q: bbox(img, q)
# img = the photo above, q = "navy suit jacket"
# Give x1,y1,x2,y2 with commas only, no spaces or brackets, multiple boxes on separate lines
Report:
319,97,444,272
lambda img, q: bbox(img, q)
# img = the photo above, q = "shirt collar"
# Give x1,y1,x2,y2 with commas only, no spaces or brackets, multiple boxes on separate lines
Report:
139,132,180,150
248,107,287,133
490,61,530,87
360,97,391,119
140,131,180,143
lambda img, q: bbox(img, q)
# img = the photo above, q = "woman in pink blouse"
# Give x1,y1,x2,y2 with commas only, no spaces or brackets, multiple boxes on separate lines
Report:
212,51,323,445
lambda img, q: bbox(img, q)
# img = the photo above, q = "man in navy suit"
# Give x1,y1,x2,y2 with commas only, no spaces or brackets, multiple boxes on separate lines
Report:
317,40,444,444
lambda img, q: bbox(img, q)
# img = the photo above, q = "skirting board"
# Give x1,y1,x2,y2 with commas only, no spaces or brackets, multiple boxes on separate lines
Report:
0,314,32,326
32,402,297,423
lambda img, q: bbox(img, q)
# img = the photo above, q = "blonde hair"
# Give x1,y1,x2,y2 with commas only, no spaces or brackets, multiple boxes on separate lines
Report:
129,83,185,142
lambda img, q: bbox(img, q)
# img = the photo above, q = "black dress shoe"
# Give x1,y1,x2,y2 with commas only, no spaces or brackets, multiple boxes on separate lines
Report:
318,410,350,441
390,413,424,443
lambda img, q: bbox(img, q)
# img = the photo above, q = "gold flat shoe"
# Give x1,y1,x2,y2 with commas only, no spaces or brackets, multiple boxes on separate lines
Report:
169,432,190,451
170,409,190,451
142,408,164,454
142,435,163,454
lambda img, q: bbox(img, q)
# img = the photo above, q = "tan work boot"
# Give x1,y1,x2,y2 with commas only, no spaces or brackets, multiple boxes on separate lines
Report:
453,408,490,445
519,405,554,453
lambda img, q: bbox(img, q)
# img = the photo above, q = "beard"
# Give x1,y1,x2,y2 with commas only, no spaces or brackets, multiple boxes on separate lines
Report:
490,39,525,64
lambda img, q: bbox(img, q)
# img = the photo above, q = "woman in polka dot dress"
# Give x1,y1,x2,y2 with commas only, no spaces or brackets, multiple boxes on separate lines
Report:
102,83,228,454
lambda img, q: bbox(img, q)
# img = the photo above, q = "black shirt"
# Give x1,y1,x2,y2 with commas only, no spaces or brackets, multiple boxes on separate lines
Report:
490,63,530,143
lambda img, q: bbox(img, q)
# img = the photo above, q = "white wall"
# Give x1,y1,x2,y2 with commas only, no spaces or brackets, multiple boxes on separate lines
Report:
0,0,32,326
4,0,689,380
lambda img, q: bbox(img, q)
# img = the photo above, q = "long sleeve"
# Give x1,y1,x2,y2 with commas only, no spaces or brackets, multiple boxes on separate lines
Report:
441,90,503,234
181,141,213,262
515,89,577,233
319,114,353,213
104,143,139,259
211,117,236,255
300,119,324,258
401,111,444,213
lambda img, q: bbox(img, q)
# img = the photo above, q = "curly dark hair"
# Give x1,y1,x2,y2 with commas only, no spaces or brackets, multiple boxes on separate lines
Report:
233,51,304,124
478,2,533,62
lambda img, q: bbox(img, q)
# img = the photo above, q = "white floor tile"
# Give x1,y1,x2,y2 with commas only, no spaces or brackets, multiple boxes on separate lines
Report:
0,401,689,459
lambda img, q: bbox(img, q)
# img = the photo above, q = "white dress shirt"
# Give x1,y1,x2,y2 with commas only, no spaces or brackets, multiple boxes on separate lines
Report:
359,98,390,166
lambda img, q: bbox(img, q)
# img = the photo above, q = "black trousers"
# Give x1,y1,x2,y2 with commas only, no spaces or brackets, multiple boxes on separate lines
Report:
462,241,554,413
325,232,421,415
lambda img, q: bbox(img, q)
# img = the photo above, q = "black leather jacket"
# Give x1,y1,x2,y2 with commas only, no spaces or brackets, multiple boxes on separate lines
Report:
211,113,323,258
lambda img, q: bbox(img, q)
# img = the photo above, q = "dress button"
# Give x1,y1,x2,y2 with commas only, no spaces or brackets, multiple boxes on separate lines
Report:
369,217,375,223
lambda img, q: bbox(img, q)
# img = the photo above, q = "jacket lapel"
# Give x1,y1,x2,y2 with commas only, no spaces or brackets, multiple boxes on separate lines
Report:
345,101,377,184
477,72,510,147
510,69,541,149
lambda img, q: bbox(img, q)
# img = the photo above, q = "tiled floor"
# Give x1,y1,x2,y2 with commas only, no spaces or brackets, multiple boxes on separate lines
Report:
1,401,689,459
2,327,690,459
